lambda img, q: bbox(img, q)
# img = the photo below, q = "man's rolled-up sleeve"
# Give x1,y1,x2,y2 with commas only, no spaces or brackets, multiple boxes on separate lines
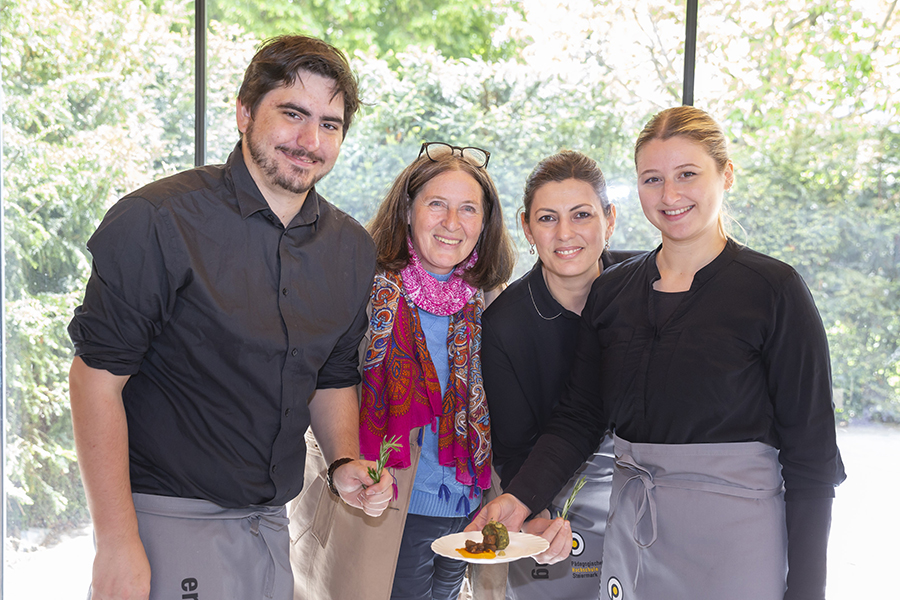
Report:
68,197,184,376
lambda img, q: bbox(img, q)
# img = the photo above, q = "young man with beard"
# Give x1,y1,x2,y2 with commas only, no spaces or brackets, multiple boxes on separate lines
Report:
67,36,393,600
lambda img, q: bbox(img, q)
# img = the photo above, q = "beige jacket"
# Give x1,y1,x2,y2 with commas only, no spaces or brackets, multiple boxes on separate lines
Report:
289,426,421,600
289,286,504,600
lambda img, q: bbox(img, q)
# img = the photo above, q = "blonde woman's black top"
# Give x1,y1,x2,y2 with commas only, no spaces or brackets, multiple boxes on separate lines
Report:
505,239,846,598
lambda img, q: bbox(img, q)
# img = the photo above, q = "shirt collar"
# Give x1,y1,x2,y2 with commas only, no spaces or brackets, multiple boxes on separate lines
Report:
600,249,618,271
693,238,740,285
226,141,321,228
647,238,741,290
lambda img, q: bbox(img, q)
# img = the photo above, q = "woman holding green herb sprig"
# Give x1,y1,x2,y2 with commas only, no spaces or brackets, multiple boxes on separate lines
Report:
290,142,515,600
477,150,641,599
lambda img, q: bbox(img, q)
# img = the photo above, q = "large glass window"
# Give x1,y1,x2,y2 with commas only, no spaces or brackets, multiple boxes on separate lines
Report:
694,0,900,422
2,0,195,596
3,0,897,597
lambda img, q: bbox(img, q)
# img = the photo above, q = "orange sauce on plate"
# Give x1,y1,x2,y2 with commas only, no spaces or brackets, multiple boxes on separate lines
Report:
456,547,496,559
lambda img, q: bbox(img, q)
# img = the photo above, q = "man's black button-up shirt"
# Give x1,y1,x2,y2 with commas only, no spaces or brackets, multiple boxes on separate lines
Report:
68,144,376,507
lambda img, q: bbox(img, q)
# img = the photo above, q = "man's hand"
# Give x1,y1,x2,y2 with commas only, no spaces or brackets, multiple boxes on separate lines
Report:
89,533,151,600
307,387,396,517
333,459,395,517
465,494,572,565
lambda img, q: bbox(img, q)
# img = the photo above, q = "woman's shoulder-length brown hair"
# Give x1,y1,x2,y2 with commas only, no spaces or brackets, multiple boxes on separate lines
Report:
367,153,515,291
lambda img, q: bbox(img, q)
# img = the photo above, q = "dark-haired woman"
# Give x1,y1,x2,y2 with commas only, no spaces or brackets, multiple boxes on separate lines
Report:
290,143,515,600
470,108,846,600
479,150,640,599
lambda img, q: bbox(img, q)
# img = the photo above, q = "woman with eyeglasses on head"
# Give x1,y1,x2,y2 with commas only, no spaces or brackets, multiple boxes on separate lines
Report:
476,150,642,599
289,142,515,600
469,107,846,600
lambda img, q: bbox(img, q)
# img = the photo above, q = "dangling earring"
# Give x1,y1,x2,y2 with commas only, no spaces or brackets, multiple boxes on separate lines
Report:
529,244,535,255
604,239,610,252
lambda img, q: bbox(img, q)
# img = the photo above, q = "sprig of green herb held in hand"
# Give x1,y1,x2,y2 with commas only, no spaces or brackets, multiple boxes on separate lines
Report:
367,434,402,484
558,476,587,520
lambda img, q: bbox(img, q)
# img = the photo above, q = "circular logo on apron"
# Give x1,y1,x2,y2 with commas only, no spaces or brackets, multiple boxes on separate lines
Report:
607,576,623,599
571,531,585,556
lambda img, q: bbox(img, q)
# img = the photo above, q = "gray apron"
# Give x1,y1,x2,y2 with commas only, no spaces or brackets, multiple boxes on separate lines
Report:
507,433,615,600
95,493,292,600
601,435,787,600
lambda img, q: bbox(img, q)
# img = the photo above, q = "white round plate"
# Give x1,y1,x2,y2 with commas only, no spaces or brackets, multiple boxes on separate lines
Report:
431,531,550,564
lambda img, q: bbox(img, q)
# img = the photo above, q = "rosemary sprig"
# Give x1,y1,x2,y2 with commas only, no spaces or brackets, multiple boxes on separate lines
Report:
367,434,402,483
557,476,587,520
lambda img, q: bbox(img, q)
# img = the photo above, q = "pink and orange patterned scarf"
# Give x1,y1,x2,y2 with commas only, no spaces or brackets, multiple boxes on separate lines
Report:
359,269,492,492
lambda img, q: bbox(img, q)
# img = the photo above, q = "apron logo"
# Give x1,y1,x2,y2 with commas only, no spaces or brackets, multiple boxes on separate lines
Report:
571,531,585,556
607,576,623,599
181,577,199,599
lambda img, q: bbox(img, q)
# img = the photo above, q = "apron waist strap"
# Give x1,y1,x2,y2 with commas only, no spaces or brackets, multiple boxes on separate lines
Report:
249,512,290,598
614,452,783,549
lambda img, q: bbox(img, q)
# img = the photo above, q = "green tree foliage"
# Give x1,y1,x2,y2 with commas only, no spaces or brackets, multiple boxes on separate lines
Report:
208,0,523,61
573,0,900,420
698,0,900,420
1,0,197,535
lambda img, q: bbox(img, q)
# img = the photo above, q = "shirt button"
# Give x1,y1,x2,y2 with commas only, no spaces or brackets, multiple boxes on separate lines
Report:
291,348,298,356
271,464,278,473
282,288,288,296
284,408,292,416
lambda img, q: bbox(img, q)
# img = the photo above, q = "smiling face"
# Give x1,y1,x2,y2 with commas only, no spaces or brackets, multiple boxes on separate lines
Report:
523,178,615,284
636,135,733,247
408,169,485,275
236,69,344,206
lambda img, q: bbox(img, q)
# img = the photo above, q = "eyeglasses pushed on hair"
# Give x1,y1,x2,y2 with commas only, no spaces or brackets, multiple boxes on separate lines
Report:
419,142,491,169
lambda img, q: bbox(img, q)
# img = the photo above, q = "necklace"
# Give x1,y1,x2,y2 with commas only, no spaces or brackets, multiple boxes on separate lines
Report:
527,280,562,321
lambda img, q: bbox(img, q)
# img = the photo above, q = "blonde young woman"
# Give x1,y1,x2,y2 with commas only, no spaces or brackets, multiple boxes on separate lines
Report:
471,107,846,600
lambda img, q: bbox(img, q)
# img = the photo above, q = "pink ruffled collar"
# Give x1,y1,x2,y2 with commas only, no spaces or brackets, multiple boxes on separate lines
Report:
400,240,477,316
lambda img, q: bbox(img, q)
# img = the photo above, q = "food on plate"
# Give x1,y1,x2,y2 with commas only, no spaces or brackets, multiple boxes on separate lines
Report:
456,520,510,558
481,520,510,551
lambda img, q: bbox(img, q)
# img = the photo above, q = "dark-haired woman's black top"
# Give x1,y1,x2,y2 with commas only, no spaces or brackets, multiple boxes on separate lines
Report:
482,250,639,489
505,239,846,598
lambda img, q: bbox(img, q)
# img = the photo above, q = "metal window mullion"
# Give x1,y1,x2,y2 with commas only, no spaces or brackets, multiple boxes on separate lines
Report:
683,0,699,106
195,0,207,166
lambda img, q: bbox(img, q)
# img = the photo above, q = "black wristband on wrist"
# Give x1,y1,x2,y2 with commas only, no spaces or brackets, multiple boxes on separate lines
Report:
326,457,355,497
